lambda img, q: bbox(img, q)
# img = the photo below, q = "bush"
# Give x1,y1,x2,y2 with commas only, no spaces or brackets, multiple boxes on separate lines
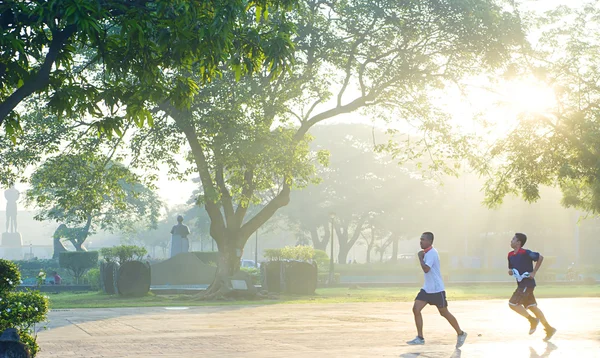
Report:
313,250,329,271
59,251,99,284
0,259,49,357
264,246,315,262
0,259,20,293
100,245,147,266
240,267,260,285
13,259,72,285
85,268,101,291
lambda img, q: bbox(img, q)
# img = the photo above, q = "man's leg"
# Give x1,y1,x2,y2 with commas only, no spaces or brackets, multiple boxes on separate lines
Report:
509,288,540,335
528,306,551,330
437,307,463,335
412,299,428,339
509,303,535,320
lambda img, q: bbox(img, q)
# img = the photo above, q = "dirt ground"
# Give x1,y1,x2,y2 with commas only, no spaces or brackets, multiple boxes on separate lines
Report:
36,297,600,357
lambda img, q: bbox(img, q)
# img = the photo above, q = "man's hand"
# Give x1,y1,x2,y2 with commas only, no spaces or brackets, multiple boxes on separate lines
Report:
528,271,536,279
508,270,513,276
418,250,425,261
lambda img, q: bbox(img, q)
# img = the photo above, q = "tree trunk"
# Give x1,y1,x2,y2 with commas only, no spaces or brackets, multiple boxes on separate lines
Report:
366,244,373,264
200,233,246,299
72,240,88,252
338,243,350,265
310,225,329,252
390,238,399,262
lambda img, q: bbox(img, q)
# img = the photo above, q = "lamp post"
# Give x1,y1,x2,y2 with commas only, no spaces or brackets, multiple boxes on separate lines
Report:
329,212,336,286
255,229,259,268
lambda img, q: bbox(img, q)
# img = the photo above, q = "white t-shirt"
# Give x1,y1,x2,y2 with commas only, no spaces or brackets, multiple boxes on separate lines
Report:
422,247,445,293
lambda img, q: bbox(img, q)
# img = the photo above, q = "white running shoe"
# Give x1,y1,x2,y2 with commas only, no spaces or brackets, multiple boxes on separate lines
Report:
456,331,468,348
406,336,425,345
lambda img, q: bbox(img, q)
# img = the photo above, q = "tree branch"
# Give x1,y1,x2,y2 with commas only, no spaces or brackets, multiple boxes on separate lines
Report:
239,179,290,240
0,25,77,127
215,163,235,228
233,168,254,228
168,107,226,242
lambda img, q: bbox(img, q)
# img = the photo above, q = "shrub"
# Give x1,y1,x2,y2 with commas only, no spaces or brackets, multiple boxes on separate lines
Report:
240,267,260,285
100,245,147,266
0,259,20,293
0,259,49,357
13,259,72,285
264,246,316,262
313,250,329,271
59,251,99,284
85,268,101,291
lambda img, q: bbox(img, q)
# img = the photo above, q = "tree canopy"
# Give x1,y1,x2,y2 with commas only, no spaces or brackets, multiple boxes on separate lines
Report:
25,152,162,250
480,2,600,214
0,0,296,137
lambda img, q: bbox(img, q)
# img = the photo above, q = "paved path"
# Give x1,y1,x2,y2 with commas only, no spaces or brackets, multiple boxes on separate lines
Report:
37,298,600,357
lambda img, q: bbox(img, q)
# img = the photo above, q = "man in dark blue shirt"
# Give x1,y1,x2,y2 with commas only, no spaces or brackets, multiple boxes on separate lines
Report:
508,233,556,341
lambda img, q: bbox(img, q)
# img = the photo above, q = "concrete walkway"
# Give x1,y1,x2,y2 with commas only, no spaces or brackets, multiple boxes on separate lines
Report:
37,298,600,357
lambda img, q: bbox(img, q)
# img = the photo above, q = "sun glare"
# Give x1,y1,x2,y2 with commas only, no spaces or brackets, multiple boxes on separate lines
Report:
500,79,557,114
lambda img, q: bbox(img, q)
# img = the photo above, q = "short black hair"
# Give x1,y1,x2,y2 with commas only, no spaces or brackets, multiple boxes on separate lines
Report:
515,233,527,247
422,232,434,242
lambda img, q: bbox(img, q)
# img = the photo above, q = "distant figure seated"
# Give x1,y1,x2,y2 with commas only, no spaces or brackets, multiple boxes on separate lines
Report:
52,271,62,285
0,328,31,358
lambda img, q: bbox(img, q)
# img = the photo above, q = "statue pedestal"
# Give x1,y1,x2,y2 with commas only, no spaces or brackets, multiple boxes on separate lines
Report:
1,232,23,260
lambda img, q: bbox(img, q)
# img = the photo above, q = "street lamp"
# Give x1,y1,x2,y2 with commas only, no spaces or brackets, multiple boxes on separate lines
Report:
255,229,259,268
329,212,336,286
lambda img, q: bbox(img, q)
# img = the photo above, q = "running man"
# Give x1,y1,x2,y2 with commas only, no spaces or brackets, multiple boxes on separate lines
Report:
508,233,557,341
407,232,468,348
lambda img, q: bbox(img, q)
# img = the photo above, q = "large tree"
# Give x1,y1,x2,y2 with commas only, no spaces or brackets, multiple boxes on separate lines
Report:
25,152,161,251
479,2,600,213
128,0,523,296
0,0,296,136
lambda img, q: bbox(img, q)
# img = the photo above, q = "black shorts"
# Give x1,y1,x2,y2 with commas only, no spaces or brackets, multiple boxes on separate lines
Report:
415,289,448,308
509,286,537,308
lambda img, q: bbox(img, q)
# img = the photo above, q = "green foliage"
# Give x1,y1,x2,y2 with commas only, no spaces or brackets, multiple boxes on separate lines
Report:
313,250,329,270
264,245,315,261
0,0,298,138
240,267,261,285
479,4,600,213
59,251,99,284
85,268,101,291
0,259,20,293
100,245,148,266
26,153,162,250
0,259,49,357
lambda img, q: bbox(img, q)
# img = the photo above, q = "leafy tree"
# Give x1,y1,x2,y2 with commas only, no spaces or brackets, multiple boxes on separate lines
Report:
25,153,161,251
127,0,523,296
479,3,600,214
0,0,297,137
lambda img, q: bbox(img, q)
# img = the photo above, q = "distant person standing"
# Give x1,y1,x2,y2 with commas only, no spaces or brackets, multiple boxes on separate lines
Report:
406,232,467,349
170,215,190,258
507,233,556,341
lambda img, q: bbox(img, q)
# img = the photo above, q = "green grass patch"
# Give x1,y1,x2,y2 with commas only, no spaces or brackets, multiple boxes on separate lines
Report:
47,284,600,309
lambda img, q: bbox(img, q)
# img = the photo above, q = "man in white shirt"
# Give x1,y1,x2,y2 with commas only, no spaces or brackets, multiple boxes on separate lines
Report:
406,232,468,349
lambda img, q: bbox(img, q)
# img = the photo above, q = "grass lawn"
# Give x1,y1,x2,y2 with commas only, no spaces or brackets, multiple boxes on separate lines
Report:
48,284,600,309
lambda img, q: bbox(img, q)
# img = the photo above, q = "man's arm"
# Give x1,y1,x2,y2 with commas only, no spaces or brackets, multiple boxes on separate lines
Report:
531,254,544,278
418,251,430,273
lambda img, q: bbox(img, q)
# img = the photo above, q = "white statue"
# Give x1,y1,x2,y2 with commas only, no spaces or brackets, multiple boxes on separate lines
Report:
4,185,19,233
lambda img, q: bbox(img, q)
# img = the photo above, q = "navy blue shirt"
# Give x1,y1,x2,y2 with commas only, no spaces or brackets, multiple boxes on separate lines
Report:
508,248,540,288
